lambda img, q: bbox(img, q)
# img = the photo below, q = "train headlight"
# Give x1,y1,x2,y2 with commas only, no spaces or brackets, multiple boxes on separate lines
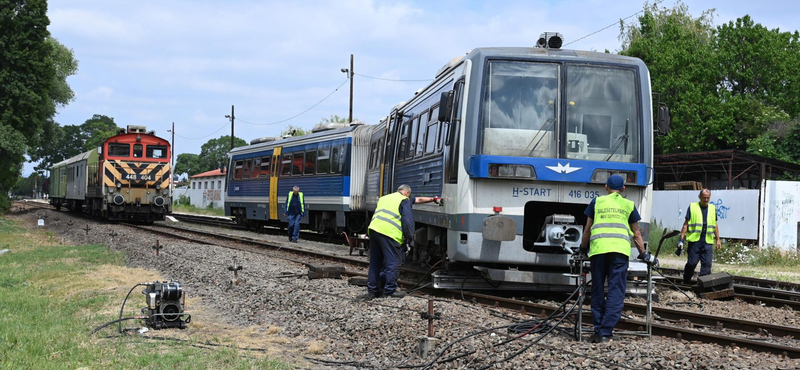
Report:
156,184,161,190
591,170,637,184
113,195,125,205
488,164,536,180
162,189,170,197
154,196,165,207
117,183,122,189
108,187,114,194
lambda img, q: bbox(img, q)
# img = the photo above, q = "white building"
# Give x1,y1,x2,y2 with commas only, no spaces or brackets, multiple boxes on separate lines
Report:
188,169,226,209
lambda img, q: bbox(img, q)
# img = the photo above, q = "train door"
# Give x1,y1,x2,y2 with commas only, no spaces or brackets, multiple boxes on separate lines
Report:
269,147,282,220
382,112,402,196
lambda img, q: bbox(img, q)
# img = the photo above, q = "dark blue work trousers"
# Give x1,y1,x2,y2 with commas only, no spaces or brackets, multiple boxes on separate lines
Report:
683,241,713,284
590,252,629,338
287,213,302,241
367,232,405,296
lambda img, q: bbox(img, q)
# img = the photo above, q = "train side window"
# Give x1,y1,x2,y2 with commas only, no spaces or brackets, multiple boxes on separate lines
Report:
242,159,251,179
398,120,410,162
133,144,143,158
232,160,242,180
331,146,340,173
378,138,384,165
292,152,304,176
304,148,316,175
368,142,377,169
408,115,420,159
317,144,331,174
260,156,270,178
417,112,428,157
251,157,261,179
425,120,439,154
108,143,129,157
339,144,347,173
281,154,292,176
146,145,167,158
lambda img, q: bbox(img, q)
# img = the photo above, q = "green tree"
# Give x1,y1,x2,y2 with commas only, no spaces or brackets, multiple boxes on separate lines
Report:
174,153,202,177
619,1,719,153
280,125,309,137
311,114,357,132
80,114,121,151
197,135,247,172
1,1,77,211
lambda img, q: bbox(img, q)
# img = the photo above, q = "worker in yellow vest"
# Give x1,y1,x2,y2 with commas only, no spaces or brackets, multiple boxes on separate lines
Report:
677,189,721,284
284,186,305,243
365,184,440,299
580,174,653,343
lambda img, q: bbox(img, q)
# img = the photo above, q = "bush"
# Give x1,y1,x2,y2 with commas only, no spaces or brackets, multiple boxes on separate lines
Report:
0,193,11,214
175,194,190,206
648,221,681,255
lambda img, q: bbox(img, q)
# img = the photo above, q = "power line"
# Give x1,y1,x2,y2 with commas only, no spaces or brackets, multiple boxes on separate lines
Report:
353,72,433,82
236,78,350,126
174,121,229,141
563,6,654,47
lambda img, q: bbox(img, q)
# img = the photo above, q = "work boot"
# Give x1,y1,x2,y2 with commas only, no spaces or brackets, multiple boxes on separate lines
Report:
361,293,379,300
385,291,406,298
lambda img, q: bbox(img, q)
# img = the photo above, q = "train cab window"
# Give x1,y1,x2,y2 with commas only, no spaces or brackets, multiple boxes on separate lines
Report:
260,156,270,177
408,116,420,159
281,154,292,176
108,143,130,157
251,157,261,179
242,159,251,179
417,112,428,157
146,145,167,159
317,144,331,174
292,153,304,175
233,160,243,180
133,144,143,158
304,149,316,175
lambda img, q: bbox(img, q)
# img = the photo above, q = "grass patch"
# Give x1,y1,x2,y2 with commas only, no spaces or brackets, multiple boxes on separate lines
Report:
172,204,226,217
0,215,292,370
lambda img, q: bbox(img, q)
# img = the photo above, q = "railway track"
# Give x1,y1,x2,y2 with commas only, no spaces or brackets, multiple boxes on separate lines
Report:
169,212,347,245
126,222,800,359
16,201,800,358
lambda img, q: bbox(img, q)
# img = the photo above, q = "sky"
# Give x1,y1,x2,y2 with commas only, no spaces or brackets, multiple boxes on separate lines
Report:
28,0,800,175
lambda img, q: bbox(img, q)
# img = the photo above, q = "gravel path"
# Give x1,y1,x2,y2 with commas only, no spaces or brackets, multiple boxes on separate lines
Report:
10,205,800,369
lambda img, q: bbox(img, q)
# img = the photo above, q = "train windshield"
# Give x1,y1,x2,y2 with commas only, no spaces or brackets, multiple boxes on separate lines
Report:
481,61,559,158
565,65,640,162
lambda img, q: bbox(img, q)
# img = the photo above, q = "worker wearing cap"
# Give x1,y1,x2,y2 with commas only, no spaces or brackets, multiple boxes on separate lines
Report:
284,186,305,243
580,174,655,343
366,184,441,299
676,189,722,284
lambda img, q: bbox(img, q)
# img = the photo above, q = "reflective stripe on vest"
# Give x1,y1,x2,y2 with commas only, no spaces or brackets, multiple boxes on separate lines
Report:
368,192,407,244
589,193,634,258
286,191,305,213
686,202,716,244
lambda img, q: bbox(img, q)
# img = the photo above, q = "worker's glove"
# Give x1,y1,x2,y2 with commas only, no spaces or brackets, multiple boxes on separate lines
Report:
675,239,685,257
403,243,411,255
433,196,443,206
638,251,659,266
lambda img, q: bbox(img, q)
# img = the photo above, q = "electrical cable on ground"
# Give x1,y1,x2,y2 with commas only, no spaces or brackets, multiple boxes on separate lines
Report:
118,283,146,333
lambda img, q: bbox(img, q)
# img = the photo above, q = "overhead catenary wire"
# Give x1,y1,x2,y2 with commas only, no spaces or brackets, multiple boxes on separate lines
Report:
352,72,433,82
174,121,230,141
236,78,350,126
563,0,663,48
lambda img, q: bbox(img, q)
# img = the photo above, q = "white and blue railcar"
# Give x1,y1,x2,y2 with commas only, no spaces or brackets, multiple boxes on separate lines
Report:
225,124,379,233
364,36,669,292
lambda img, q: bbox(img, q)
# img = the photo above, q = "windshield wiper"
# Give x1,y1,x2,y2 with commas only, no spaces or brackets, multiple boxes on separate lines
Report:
604,118,629,161
525,118,555,155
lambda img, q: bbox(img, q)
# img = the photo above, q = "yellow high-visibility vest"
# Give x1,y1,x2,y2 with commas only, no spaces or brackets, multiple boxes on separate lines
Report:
368,192,407,244
686,202,716,244
589,193,634,258
286,191,304,213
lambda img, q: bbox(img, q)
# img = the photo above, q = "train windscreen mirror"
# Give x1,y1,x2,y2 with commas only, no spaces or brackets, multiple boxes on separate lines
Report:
657,104,671,135
438,91,453,123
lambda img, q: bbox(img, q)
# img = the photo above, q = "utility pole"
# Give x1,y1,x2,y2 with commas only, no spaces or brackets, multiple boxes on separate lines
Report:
230,105,235,150
171,122,175,193
349,54,354,123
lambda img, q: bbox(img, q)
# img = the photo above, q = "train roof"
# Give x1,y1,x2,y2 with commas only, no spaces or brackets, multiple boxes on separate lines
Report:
465,47,645,65
51,148,95,169
230,125,361,155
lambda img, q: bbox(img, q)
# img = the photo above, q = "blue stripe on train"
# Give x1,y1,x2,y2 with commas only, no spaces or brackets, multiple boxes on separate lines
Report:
468,155,648,186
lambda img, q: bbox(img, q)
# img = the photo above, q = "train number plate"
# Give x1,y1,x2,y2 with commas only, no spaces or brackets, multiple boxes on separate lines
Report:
124,174,153,181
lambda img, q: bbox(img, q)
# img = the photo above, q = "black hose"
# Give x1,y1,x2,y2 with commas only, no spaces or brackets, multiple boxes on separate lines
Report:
91,316,144,335
119,283,146,333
